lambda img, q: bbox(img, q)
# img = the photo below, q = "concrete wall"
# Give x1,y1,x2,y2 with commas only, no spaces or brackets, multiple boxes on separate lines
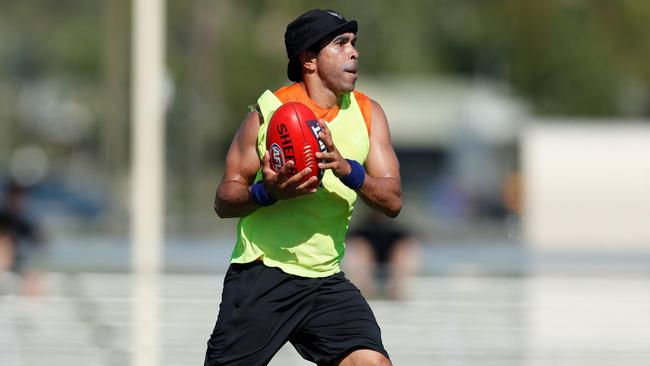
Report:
523,122,650,249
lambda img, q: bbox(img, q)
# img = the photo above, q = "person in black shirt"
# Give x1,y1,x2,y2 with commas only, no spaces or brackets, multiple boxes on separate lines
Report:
0,180,45,295
346,212,420,300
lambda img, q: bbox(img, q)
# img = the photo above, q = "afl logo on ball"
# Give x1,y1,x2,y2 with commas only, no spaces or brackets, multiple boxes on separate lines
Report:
270,143,284,171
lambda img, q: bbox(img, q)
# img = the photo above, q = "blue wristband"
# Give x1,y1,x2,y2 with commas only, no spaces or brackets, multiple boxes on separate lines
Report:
250,181,277,206
340,159,365,190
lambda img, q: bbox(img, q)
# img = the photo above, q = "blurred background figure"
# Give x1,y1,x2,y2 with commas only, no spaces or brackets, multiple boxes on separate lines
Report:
0,223,15,292
0,180,47,295
345,212,421,300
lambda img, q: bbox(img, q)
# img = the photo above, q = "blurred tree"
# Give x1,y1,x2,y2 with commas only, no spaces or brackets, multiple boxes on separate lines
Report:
2,0,650,235
103,0,130,231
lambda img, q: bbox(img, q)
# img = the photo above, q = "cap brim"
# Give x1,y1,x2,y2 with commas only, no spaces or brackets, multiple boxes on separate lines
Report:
331,20,358,39
312,20,358,53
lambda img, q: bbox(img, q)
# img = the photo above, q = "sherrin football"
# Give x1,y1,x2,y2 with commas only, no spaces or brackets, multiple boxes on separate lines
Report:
266,102,327,184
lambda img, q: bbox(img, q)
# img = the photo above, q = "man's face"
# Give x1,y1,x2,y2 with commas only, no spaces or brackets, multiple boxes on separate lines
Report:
315,32,359,95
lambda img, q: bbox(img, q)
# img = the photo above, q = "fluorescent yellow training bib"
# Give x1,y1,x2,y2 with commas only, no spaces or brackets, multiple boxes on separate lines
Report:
230,90,370,277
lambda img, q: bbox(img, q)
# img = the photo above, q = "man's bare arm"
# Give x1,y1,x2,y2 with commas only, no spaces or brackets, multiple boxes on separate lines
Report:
357,100,402,217
315,100,402,217
214,111,263,218
215,111,320,218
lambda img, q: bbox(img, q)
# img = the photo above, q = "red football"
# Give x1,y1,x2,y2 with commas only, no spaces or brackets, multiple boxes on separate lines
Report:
266,102,326,184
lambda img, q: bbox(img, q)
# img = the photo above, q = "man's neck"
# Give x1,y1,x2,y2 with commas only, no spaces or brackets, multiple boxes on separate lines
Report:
299,81,343,109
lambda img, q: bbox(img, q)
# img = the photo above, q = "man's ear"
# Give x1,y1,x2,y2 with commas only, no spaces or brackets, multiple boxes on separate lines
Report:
300,50,318,74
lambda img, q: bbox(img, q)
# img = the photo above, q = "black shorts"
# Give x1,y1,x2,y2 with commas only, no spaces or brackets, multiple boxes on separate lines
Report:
204,261,389,366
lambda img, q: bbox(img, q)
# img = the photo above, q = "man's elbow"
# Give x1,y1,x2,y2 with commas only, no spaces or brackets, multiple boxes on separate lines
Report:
384,197,402,218
214,201,227,218
214,195,232,219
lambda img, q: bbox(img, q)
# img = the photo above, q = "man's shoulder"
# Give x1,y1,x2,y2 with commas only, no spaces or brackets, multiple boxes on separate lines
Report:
352,89,370,101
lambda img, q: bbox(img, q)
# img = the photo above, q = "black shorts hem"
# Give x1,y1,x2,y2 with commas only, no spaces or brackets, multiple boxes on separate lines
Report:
323,344,390,366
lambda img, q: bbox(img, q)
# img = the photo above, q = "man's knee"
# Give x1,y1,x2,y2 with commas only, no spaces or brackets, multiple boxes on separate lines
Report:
338,349,392,366
360,352,391,366
368,354,392,366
